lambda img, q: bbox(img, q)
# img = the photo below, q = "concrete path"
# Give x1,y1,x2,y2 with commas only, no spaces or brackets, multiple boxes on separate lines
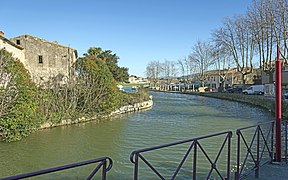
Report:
246,162,288,180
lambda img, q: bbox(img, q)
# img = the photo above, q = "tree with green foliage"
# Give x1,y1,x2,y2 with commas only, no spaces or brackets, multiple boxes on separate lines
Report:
0,49,39,142
84,47,129,82
75,54,121,115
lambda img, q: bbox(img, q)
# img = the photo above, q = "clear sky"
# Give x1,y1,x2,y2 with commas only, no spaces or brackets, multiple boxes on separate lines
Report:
0,0,252,77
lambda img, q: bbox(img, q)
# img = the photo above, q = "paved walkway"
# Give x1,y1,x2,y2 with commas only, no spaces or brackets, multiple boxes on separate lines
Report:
246,162,288,180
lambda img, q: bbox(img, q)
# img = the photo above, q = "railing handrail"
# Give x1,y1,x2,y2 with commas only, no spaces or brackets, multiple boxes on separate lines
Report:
236,121,274,133
130,131,232,180
130,130,232,163
0,156,113,180
283,120,287,162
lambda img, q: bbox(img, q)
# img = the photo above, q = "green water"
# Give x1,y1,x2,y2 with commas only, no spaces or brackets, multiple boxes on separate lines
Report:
0,92,272,179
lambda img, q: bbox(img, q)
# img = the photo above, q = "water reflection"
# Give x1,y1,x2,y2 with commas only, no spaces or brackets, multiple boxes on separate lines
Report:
0,91,272,179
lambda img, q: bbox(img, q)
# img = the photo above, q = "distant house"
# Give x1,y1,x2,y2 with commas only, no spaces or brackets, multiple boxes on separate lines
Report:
200,68,261,91
129,75,138,83
128,75,149,84
261,63,288,89
9,34,78,85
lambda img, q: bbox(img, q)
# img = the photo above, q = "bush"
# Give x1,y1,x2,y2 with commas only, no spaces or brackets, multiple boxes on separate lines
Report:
0,49,40,142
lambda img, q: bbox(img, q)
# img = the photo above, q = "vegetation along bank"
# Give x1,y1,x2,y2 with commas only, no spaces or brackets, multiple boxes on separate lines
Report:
0,48,151,142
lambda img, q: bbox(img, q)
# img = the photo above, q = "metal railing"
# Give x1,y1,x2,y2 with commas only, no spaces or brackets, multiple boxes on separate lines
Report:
0,156,113,180
130,131,232,180
235,121,274,180
283,120,288,162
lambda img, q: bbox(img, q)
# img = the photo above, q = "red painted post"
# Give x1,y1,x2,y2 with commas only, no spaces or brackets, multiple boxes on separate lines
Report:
275,44,282,162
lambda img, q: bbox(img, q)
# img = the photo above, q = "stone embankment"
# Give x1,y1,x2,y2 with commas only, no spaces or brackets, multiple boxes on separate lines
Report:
110,97,153,116
196,92,288,118
40,96,153,129
150,88,288,118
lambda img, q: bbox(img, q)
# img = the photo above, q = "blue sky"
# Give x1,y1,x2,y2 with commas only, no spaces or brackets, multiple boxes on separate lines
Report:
0,0,252,77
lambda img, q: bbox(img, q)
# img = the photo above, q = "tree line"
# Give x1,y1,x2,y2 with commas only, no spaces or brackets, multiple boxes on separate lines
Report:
0,47,147,142
146,0,288,88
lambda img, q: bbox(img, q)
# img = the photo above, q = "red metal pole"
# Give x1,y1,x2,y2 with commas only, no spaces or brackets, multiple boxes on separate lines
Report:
275,44,282,162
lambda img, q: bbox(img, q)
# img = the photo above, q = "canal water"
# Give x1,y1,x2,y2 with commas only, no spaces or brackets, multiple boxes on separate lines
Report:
0,91,272,179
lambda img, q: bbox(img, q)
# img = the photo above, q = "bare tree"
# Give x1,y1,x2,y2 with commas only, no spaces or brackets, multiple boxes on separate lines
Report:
189,40,215,86
146,60,162,86
170,60,178,78
211,44,233,91
248,0,277,83
272,0,288,63
245,0,288,83
213,15,256,84
162,60,177,84
177,58,185,80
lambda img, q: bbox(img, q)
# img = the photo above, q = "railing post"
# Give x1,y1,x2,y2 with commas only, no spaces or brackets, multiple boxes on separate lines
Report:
285,121,287,162
271,122,274,163
275,44,282,162
235,131,240,180
134,153,139,180
227,132,231,180
255,127,260,178
193,141,197,180
102,159,107,180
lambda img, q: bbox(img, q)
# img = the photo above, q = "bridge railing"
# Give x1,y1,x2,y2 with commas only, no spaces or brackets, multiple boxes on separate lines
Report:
283,120,288,162
0,156,113,180
235,121,274,180
130,131,232,180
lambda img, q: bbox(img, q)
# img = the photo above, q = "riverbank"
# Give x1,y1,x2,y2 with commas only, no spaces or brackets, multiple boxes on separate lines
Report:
197,92,288,118
40,96,153,129
150,89,288,119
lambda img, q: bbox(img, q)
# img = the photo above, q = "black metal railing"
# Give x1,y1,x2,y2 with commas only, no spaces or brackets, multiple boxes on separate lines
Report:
0,156,113,180
130,131,232,180
235,121,274,180
283,120,288,162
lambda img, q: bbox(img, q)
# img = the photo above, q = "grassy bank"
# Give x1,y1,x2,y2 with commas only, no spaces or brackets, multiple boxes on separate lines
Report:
119,82,149,87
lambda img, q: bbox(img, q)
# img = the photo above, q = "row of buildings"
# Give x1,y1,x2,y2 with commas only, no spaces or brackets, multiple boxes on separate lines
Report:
202,66,288,90
155,65,288,92
0,31,77,85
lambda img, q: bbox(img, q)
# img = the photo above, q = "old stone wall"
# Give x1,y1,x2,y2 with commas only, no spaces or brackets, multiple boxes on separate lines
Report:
10,35,77,84
40,98,153,129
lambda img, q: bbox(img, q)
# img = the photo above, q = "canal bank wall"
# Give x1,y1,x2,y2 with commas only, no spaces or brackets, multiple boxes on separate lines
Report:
150,89,288,118
40,97,153,129
196,92,288,119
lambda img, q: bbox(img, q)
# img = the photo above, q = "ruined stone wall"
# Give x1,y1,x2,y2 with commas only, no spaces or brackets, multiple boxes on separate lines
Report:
10,35,77,84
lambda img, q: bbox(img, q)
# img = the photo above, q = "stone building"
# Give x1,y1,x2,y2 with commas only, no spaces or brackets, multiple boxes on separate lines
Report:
10,34,78,85
261,63,288,88
202,68,261,90
0,31,25,88
0,31,24,61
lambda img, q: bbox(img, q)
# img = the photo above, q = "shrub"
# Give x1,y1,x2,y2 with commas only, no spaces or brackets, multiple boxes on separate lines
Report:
0,49,39,142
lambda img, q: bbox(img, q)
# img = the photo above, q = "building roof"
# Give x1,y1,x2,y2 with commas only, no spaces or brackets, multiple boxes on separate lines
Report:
0,35,24,50
11,34,78,57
